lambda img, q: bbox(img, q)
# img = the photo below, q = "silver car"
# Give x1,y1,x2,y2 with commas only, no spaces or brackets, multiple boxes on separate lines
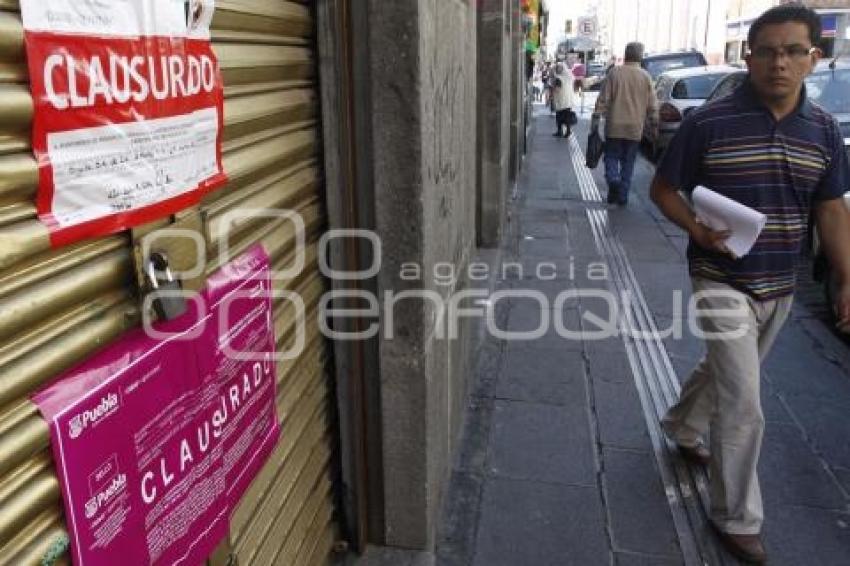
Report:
647,65,739,159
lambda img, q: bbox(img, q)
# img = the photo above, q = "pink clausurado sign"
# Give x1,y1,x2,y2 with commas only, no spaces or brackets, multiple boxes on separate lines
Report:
32,245,280,566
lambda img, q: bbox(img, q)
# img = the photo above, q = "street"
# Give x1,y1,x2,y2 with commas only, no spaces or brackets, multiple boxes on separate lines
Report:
433,100,850,566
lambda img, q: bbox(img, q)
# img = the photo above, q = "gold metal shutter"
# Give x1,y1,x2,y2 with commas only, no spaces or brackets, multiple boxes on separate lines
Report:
0,1,340,564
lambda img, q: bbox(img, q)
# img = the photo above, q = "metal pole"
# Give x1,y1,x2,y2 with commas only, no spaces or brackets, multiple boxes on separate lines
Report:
580,49,587,114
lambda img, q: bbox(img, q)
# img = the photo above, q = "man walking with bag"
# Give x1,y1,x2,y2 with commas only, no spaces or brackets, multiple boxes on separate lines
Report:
650,5,850,563
592,42,658,205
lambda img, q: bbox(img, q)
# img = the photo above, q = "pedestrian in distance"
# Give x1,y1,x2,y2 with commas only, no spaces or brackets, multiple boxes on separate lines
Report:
541,62,554,112
592,42,659,206
571,60,586,97
552,63,576,138
650,4,850,564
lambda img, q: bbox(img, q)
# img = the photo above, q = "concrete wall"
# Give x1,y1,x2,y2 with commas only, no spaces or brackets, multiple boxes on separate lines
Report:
477,0,512,247
509,0,522,184
368,0,478,550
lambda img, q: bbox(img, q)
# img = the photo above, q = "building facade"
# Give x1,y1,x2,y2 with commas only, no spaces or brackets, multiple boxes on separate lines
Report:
592,0,729,64
726,0,850,63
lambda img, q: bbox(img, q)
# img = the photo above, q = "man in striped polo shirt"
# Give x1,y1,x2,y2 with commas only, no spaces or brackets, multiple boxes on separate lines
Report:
650,4,850,563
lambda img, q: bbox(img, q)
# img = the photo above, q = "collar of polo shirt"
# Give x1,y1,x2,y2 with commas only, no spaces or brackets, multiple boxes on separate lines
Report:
733,78,815,120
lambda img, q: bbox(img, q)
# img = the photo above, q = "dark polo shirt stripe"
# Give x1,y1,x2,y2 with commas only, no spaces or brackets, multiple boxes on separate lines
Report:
658,79,849,300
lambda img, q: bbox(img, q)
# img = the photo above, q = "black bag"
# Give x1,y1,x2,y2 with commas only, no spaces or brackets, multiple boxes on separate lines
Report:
567,109,578,126
554,77,563,88
585,129,604,169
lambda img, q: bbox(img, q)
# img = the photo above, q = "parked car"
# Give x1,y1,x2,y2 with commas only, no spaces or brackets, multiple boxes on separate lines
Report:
705,60,850,310
583,62,606,91
646,65,739,159
641,50,708,82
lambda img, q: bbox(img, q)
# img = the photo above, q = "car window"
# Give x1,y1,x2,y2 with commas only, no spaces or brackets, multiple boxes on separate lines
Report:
707,73,746,102
805,69,850,114
644,54,706,80
672,73,730,100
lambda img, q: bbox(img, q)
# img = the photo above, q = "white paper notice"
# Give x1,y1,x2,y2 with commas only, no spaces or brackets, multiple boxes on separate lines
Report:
692,185,767,259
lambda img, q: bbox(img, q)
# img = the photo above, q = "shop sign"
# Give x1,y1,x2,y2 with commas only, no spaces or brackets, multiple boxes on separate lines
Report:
20,0,227,246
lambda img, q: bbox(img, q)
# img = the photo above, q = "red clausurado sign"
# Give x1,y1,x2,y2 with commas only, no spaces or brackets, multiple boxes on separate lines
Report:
20,0,227,246
32,245,279,566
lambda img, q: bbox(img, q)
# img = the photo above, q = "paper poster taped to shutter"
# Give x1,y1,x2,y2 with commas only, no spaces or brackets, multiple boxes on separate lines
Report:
20,0,227,246
32,246,278,566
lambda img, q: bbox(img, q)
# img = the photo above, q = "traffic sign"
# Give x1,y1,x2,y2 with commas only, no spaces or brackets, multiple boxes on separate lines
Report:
577,17,596,38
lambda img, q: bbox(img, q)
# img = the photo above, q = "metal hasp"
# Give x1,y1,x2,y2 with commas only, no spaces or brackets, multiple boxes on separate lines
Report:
144,251,187,321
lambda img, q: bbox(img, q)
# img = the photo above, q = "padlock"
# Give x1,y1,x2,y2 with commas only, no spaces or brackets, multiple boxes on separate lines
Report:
145,251,188,321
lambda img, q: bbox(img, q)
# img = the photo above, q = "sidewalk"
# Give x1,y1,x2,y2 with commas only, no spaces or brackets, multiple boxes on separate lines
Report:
434,103,850,566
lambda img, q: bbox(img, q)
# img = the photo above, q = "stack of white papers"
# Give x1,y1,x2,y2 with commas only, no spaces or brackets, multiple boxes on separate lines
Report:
692,186,767,258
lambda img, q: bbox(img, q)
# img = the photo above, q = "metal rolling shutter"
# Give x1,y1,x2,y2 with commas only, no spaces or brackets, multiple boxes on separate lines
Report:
0,1,339,564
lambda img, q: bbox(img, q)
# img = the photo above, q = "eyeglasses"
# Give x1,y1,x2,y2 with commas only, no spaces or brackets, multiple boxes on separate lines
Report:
749,45,818,61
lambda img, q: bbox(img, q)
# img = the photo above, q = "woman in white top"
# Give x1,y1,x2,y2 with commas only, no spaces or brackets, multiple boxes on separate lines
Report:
552,63,577,137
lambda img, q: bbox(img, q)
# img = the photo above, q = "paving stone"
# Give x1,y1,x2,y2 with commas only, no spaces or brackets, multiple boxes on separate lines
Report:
507,277,580,308
667,353,696,385
591,379,652,451
604,449,681,557
455,396,495,473
579,312,624,353
436,471,484,566
628,261,692,319
777,396,850,469
566,226,601,256
496,347,585,405
488,399,595,486
500,257,578,281
522,197,570,212
504,296,555,332
586,347,633,385
770,318,819,352
797,317,850,371
666,236,689,260
614,552,684,566
764,348,850,405
472,479,609,566
519,237,574,259
518,208,568,224
502,307,584,352
607,212,664,236
833,467,850,495
760,379,794,425
657,219,686,237
470,373,496,399
618,239,681,263
760,423,847,509
578,295,624,349
520,221,568,240
469,337,502,399
661,323,706,369
572,260,614,293
346,546,418,566
762,505,850,566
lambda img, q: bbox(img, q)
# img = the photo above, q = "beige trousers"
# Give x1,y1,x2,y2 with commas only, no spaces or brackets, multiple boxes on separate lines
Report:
663,277,793,535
